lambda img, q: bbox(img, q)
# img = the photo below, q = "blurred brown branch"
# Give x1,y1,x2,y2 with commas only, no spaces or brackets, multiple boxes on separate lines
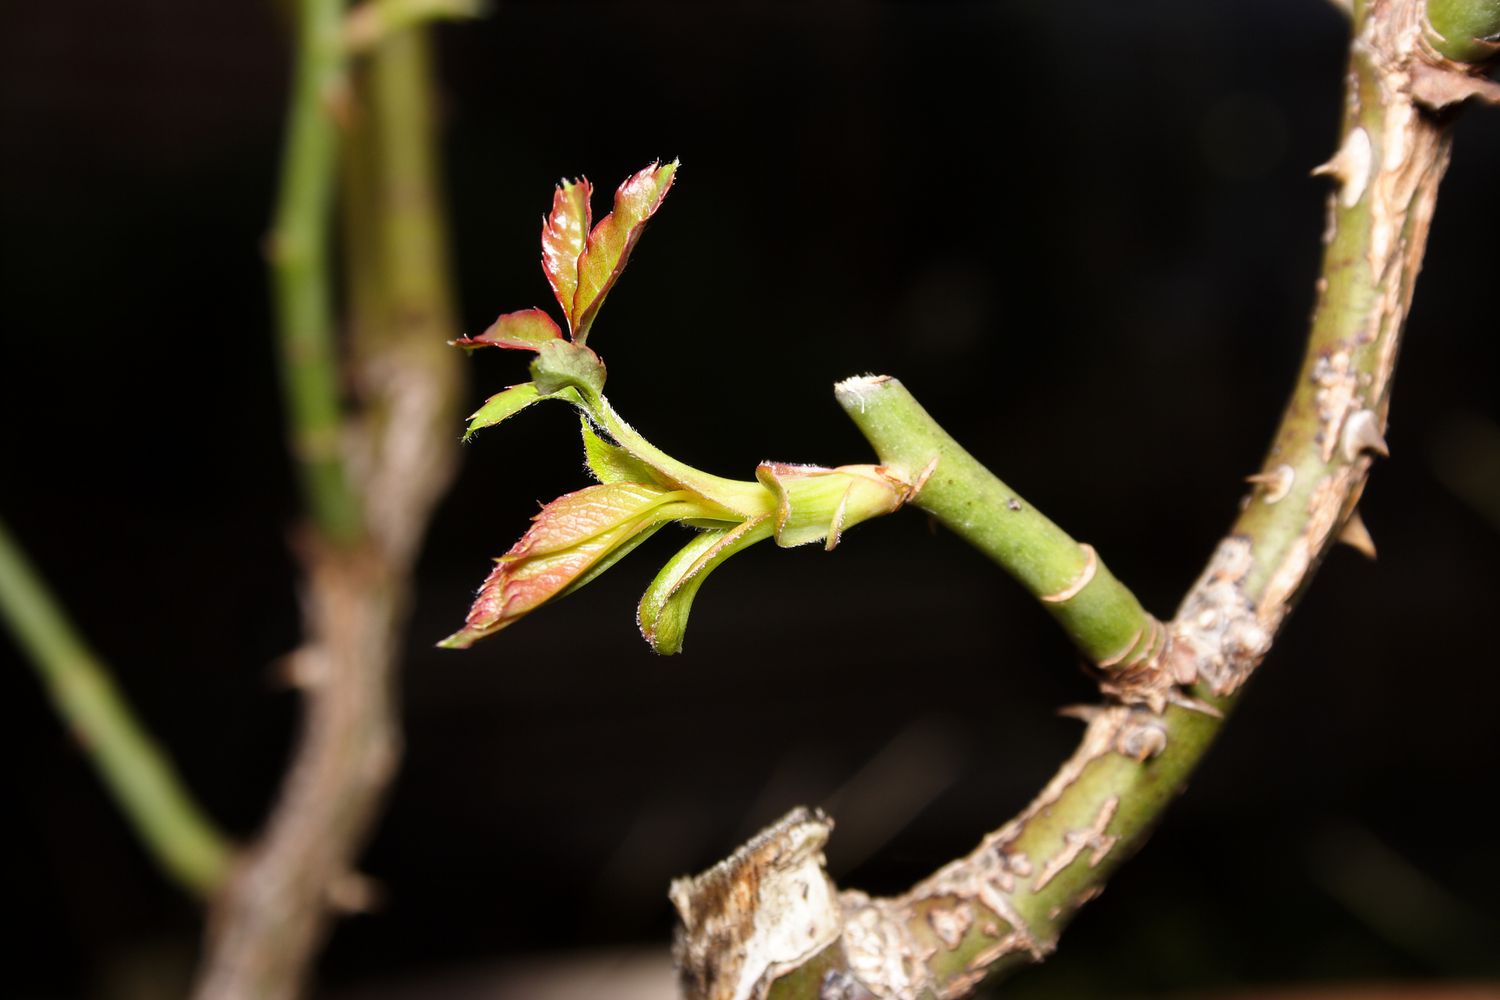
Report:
191,13,462,999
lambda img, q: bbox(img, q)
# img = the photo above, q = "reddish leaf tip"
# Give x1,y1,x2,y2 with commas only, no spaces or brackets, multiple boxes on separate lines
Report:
569,161,680,343
461,307,564,351
541,178,595,333
443,483,698,649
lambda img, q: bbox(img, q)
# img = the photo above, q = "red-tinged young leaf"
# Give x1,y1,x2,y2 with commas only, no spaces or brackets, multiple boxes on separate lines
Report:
438,519,646,649
509,482,684,559
541,178,593,330
555,519,668,599
437,482,713,649
453,307,562,351
571,160,678,344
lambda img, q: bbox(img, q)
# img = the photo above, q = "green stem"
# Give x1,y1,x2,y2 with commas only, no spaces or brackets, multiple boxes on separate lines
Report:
343,24,466,556
364,28,453,352
835,376,1158,668
1426,0,1500,62
588,390,775,519
270,0,363,545
0,516,231,896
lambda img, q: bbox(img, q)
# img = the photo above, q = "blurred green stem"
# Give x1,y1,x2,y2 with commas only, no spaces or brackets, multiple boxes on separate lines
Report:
0,516,230,896
269,0,363,545
343,23,465,561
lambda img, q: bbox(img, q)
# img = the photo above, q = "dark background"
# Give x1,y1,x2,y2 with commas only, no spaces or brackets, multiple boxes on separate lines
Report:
3,1,1498,997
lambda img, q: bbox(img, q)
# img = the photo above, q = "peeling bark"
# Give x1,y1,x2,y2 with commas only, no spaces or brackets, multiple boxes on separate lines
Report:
672,809,843,1000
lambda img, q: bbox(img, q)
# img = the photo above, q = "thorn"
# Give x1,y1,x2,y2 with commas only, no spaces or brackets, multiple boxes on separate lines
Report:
1341,409,1390,463
1338,510,1377,559
1166,691,1225,718
1312,126,1371,207
271,649,325,690
1411,62,1500,111
326,871,383,914
1246,463,1295,504
1058,704,1105,723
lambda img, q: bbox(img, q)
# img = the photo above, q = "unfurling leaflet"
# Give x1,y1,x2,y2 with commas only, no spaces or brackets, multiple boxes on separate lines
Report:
442,163,909,653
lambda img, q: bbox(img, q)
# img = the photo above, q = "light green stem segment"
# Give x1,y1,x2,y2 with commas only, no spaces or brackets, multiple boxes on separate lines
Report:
585,388,776,520
0,517,232,896
270,0,363,544
835,376,1156,666
364,27,455,349
1426,0,1500,62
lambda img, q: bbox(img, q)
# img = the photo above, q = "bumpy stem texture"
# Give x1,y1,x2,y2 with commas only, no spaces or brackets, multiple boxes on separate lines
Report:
0,517,231,896
671,2,1470,997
